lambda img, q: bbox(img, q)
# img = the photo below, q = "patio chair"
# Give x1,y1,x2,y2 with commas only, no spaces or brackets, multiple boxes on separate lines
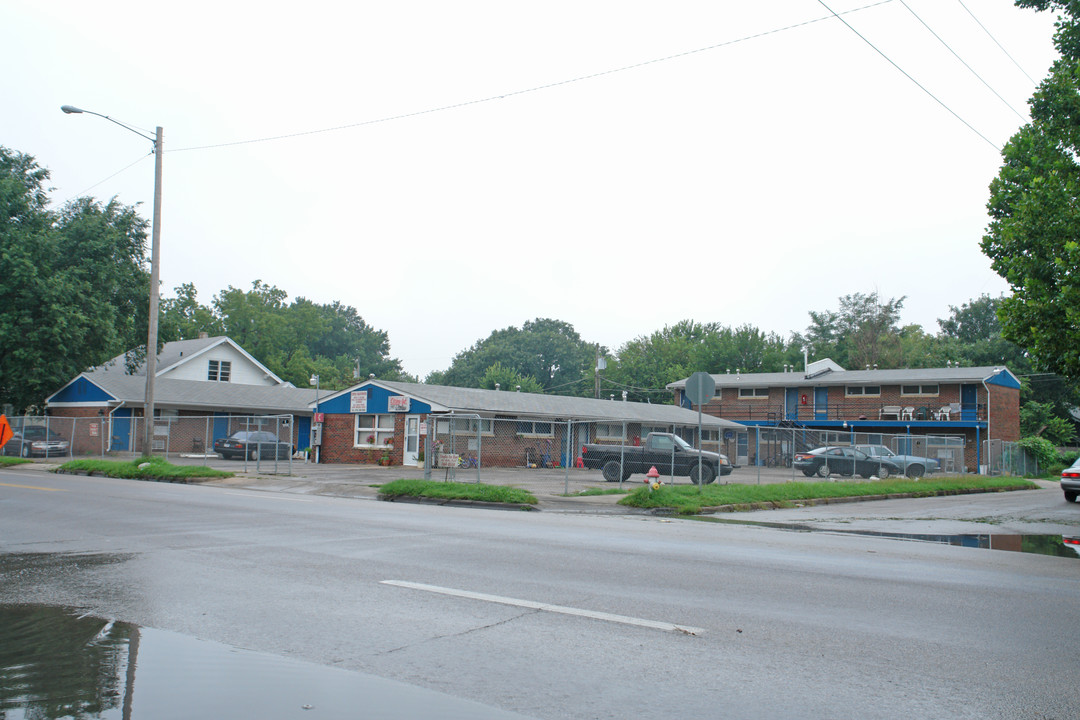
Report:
901,406,915,421
934,405,951,420
879,405,901,420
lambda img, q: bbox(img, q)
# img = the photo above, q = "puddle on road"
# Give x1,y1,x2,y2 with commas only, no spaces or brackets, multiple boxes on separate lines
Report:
0,604,525,720
693,518,1080,559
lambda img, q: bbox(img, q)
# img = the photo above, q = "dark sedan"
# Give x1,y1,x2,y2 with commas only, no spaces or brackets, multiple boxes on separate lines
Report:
2,425,71,458
793,446,901,479
1060,457,1080,503
213,431,292,461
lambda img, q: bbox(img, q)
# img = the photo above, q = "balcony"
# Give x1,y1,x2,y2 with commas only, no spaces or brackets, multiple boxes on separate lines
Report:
707,402,987,426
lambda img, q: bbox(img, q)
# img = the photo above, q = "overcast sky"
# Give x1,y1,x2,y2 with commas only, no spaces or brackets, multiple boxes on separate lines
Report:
3,1,1060,379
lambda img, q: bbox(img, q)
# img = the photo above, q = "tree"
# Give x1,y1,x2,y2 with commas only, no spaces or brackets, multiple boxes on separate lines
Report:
0,147,151,412
438,318,595,394
795,292,906,368
478,362,544,393
982,0,1080,381
158,281,408,389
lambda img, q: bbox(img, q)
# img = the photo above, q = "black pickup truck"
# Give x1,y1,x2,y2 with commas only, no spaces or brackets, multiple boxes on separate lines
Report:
581,432,733,484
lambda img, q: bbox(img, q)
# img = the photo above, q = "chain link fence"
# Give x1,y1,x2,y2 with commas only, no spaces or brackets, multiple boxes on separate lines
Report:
982,439,1040,476
2,414,298,473
745,426,967,480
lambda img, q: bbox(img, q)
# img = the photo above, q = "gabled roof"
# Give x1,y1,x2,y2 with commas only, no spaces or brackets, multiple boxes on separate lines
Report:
48,372,317,413
667,363,1021,390
321,380,746,429
89,336,284,384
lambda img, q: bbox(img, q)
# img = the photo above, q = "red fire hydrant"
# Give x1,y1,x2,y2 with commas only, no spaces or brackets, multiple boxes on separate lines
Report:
646,466,661,490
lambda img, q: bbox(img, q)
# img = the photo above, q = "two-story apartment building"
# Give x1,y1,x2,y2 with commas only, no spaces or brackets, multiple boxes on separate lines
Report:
668,359,1021,473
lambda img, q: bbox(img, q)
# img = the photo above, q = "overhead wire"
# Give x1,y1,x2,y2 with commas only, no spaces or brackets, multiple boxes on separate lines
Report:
957,0,1040,85
899,0,1028,121
56,152,152,206
170,0,896,154
815,0,1000,150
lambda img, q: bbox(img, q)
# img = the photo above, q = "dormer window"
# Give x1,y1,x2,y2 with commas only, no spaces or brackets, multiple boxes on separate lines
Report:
208,360,231,382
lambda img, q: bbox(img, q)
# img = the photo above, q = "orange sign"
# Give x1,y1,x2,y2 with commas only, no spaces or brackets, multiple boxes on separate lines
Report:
0,415,12,448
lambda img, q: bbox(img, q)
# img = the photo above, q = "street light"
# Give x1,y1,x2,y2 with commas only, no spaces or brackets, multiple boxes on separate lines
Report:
62,105,163,457
309,374,320,463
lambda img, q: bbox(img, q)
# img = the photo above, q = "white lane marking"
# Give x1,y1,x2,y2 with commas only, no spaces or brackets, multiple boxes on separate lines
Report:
381,580,703,635
224,490,313,500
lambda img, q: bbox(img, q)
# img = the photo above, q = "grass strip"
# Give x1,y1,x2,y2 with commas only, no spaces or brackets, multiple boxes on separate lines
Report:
57,457,233,481
378,479,537,505
0,457,32,467
619,476,1038,514
568,487,630,497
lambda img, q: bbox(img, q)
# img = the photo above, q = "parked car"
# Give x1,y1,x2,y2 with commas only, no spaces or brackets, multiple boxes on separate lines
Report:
213,431,292,461
581,432,733,484
855,444,940,478
1060,458,1080,503
2,425,71,458
793,446,901,479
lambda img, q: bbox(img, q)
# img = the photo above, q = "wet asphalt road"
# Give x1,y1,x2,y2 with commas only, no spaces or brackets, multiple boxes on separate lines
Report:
1,461,1078,719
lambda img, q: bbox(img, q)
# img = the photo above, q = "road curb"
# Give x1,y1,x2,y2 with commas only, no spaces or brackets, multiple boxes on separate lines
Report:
377,494,538,511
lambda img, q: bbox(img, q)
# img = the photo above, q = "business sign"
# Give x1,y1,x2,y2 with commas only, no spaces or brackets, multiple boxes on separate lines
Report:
388,396,410,412
350,391,368,413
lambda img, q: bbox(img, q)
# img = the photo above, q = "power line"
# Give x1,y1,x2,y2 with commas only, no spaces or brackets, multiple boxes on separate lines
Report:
816,0,1000,150
56,152,152,206
957,0,1039,85
899,0,1027,121
171,1,895,154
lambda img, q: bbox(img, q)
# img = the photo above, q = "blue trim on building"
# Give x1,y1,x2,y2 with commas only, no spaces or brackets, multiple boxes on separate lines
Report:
738,419,987,430
984,370,1021,390
48,376,114,403
315,384,433,416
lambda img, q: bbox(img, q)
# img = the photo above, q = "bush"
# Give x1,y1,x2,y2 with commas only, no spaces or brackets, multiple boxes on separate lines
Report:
1017,436,1058,473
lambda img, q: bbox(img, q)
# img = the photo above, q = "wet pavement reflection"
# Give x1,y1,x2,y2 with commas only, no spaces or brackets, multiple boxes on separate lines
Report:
0,603,532,719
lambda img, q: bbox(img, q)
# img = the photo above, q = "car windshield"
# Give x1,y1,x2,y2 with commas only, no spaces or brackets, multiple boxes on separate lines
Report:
232,432,276,442
673,435,693,451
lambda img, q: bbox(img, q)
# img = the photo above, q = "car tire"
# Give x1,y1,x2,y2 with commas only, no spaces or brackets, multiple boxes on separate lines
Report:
248,448,258,461
690,464,715,485
877,466,890,479
1065,490,1078,503
905,464,925,479
802,470,815,477
601,460,623,483
21,444,31,458
816,463,830,478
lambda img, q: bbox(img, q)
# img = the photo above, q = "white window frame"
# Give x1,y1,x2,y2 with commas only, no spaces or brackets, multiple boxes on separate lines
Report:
594,422,626,441
845,385,881,397
738,387,769,399
208,359,232,382
436,417,494,435
900,384,940,396
516,420,555,438
355,414,396,447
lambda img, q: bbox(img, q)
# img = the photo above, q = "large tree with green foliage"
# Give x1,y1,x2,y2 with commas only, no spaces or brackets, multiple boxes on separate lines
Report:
0,147,151,413
434,318,595,394
982,0,1080,381
793,292,906,369
159,280,409,389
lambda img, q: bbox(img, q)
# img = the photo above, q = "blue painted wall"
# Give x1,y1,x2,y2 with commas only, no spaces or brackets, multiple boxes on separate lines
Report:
317,385,432,415
49,377,114,404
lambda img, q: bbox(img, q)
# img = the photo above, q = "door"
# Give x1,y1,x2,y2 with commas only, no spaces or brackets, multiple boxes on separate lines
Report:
404,415,421,466
814,387,828,420
110,409,132,451
785,388,799,421
213,414,230,445
961,384,978,420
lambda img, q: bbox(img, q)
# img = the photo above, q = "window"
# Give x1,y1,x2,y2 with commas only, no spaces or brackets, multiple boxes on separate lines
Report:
516,420,554,437
738,387,769,399
436,417,493,435
355,414,395,446
901,384,939,396
845,385,880,396
208,360,231,382
595,423,626,441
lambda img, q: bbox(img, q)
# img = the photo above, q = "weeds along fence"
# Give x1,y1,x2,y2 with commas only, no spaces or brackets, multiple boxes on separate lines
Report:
3,414,298,473
982,439,1039,476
